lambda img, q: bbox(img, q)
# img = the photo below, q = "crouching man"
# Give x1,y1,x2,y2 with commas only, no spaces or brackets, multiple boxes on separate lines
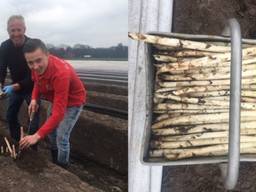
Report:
19,39,86,168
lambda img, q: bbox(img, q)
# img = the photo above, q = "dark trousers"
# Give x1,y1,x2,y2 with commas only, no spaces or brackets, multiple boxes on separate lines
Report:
6,91,40,141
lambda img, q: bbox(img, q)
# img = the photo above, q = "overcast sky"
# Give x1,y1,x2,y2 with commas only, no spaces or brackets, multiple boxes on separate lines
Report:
0,0,127,47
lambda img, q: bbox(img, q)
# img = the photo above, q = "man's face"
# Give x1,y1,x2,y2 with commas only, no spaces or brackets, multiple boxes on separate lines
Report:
7,19,26,47
25,48,49,75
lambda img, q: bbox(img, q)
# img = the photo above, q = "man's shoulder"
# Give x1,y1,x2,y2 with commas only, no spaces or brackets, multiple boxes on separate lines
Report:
1,36,31,49
24,36,32,42
50,54,64,62
50,55,71,77
0,39,12,49
50,55,70,68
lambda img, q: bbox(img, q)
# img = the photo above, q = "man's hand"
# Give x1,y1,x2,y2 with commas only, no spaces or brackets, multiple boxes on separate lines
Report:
28,99,39,117
19,133,41,150
3,85,14,96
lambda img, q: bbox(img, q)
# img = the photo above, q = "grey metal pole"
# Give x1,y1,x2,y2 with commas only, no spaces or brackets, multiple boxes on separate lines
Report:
224,18,242,190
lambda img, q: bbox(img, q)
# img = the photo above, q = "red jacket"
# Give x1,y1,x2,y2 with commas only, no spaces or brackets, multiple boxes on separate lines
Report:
31,55,86,138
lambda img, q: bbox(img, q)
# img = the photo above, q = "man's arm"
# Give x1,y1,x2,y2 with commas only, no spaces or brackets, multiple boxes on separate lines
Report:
31,72,40,100
2,82,20,95
16,68,33,91
0,43,19,92
12,83,21,91
37,74,70,138
0,45,7,87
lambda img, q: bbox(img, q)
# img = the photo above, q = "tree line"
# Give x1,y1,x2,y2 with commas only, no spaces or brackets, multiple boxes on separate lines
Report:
47,43,128,60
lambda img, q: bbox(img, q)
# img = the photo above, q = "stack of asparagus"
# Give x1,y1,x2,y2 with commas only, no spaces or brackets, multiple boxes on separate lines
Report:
129,32,256,161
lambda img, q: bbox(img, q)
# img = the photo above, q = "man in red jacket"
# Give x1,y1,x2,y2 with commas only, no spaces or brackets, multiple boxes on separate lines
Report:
19,38,86,168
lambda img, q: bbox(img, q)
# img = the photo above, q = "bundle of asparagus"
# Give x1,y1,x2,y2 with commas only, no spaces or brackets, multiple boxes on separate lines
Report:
129,32,256,161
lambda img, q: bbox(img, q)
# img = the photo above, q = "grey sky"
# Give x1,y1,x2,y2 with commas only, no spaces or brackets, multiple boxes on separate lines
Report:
0,0,127,47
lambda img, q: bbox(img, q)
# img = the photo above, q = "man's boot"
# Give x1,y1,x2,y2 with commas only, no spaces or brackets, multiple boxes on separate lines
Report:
56,161,69,169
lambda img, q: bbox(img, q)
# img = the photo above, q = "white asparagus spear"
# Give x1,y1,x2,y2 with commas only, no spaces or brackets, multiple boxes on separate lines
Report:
157,57,224,73
164,143,256,160
155,93,201,104
155,113,183,122
156,86,231,94
153,44,179,51
4,137,13,158
155,66,228,75
150,36,255,57
156,85,256,95
156,55,256,73
153,55,179,62
154,103,229,111
152,122,256,134
155,61,256,76
155,54,256,66
158,78,256,88
155,65,219,75
12,145,16,159
164,148,256,160
155,93,256,105
187,90,256,98
128,33,231,52
154,102,256,111
151,136,256,149
176,90,230,97
149,143,256,159
155,93,230,103
156,48,256,73
154,108,230,114
156,50,214,57
157,61,256,75
153,44,241,52
149,149,173,158
159,130,256,141
152,112,256,128
152,125,225,135
159,71,256,81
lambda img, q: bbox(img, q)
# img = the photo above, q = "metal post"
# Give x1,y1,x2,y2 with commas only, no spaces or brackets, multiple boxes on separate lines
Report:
224,18,242,190
129,0,173,191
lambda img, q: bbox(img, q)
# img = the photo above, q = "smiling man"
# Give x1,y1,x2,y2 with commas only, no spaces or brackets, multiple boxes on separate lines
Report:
0,15,40,142
20,38,86,168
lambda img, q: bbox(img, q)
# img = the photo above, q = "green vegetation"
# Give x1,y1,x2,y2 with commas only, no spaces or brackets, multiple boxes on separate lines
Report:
48,43,128,60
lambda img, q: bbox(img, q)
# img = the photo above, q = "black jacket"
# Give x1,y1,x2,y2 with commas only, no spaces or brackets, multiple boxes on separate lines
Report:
0,36,33,93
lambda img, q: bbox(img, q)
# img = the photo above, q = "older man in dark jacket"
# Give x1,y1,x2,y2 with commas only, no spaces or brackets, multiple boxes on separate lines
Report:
0,15,39,142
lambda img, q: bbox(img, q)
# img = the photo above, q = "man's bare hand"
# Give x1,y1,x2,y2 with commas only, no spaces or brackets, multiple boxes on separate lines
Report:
19,133,41,150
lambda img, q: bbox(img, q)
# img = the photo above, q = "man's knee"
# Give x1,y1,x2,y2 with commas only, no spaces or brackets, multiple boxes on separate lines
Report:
56,135,70,150
6,104,20,123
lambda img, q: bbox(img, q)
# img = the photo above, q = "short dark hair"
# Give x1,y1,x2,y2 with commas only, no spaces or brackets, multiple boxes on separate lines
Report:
23,38,48,54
